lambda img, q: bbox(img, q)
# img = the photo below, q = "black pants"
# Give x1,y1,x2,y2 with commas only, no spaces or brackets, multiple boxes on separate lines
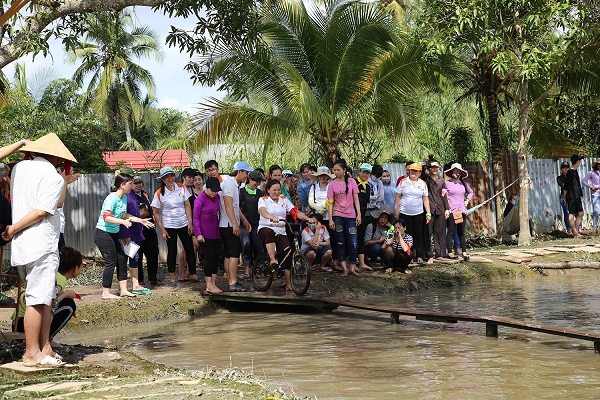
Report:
16,298,76,340
95,228,128,288
137,226,160,283
427,213,448,258
165,227,196,275
357,214,372,255
392,251,412,272
201,238,222,277
400,213,426,260
325,221,338,261
447,214,467,253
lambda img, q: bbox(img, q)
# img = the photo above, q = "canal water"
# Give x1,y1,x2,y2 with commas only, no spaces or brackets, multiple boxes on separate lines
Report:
66,270,600,399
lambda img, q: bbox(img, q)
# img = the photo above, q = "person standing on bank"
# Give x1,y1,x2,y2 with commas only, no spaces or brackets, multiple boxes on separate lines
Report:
221,161,254,292
96,172,155,299
424,159,450,261
178,168,201,281
194,177,223,294
393,162,431,264
151,166,197,283
239,170,265,278
581,159,600,234
327,159,362,276
3,133,78,367
131,176,160,285
556,161,572,233
117,167,148,294
444,163,473,260
565,154,586,237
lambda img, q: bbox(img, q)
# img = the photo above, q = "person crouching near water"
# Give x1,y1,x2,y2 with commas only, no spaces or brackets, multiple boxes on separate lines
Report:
301,213,333,272
15,247,84,346
383,219,413,274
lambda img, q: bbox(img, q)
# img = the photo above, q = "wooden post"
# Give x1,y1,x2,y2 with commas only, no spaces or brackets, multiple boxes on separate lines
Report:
390,312,400,324
486,323,498,337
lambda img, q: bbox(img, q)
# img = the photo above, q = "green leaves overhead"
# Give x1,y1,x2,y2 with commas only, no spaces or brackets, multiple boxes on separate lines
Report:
193,0,428,165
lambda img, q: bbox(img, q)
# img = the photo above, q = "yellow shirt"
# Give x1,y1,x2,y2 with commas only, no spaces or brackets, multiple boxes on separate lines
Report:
16,273,66,319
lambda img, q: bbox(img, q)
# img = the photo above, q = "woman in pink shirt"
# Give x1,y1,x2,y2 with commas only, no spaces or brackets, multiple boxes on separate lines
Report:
444,163,473,260
327,159,361,276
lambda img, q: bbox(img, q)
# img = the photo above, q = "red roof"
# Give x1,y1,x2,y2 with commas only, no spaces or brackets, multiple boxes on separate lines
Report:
102,150,191,171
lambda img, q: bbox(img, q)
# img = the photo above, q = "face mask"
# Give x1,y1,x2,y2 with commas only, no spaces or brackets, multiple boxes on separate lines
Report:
382,178,391,185
452,173,461,180
308,223,317,232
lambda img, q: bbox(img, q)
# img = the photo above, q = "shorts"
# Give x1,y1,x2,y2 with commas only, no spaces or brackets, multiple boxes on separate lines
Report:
220,227,241,258
302,245,332,264
567,197,584,214
17,252,59,307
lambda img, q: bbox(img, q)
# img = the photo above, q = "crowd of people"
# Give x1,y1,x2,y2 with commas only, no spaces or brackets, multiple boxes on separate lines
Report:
0,133,598,368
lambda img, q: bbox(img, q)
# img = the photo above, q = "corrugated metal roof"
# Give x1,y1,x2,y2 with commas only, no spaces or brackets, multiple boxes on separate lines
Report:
102,150,191,171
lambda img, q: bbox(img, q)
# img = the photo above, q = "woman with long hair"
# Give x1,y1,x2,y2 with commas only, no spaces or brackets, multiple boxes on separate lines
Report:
582,159,600,234
95,172,154,299
327,159,362,276
444,163,473,260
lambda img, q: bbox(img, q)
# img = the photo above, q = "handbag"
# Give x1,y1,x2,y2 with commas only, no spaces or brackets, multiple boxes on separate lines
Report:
452,210,464,224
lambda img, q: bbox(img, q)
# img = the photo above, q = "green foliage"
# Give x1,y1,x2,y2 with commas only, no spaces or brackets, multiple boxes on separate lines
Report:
193,0,429,166
67,10,162,149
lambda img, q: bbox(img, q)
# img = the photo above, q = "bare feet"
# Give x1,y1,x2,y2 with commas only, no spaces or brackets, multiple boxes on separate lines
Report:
360,264,373,271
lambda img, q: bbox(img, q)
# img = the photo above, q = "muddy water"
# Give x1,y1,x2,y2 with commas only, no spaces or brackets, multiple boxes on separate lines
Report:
65,271,600,399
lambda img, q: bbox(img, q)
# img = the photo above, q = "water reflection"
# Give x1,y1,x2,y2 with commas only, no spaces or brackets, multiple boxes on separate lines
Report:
64,271,600,399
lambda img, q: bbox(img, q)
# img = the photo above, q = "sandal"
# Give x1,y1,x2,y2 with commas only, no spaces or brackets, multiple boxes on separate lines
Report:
320,267,333,273
0,292,15,305
23,355,65,368
132,288,152,295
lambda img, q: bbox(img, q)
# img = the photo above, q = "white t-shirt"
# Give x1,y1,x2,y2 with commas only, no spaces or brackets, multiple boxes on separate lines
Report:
396,178,429,216
219,177,240,228
301,225,330,252
150,183,191,229
309,183,330,220
257,195,294,235
11,157,64,265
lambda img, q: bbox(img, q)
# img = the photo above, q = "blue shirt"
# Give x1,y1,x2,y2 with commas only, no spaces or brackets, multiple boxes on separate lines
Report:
96,193,127,233
382,183,397,212
297,179,313,212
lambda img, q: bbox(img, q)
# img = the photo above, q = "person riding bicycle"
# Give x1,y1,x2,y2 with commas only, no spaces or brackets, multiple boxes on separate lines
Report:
257,179,316,291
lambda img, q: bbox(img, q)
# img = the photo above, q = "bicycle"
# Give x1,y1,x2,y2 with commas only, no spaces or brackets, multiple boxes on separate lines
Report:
252,221,311,296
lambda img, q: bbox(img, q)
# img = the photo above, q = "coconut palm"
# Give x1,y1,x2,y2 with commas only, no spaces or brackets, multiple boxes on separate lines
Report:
193,0,429,165
67,10,161,150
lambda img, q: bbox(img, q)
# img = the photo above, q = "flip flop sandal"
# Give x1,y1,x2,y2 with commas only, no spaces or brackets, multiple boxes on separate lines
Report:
132,288,152,295
23,355,65,368
321,267,333,273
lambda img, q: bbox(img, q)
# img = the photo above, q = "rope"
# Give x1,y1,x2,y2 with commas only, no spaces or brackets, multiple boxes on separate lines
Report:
466,179,519,215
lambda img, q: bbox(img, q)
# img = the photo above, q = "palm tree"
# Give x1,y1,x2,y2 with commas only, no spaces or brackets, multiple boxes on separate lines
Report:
67,10,161,150
193,0,428,165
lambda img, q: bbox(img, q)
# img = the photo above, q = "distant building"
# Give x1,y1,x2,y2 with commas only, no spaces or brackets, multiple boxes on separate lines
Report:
102,149,190,171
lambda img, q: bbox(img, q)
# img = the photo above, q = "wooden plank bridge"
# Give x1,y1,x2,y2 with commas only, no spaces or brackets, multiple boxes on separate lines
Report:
205,292,600,353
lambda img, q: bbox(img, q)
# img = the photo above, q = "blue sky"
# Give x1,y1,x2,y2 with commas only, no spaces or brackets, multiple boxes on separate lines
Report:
5,6,223,113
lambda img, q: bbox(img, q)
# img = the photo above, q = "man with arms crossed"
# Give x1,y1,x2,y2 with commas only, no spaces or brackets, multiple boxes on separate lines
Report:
3,133,78,367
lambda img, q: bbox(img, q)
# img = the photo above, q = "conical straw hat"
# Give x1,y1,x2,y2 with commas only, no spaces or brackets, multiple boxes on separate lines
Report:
20,133,77,163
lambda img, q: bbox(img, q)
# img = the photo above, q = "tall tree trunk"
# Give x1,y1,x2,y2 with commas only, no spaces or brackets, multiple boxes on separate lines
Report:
124,120,133,150
517,80,532,246
486,92,505,235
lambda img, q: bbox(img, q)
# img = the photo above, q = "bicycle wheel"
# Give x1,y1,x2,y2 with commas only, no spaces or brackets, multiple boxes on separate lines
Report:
252,253,273,291
290,251,311,296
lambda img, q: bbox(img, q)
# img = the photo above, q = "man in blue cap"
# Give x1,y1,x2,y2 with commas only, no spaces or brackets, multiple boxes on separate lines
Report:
220,161,253,291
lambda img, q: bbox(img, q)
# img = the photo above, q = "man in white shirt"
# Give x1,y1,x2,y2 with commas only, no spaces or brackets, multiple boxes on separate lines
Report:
3,133,78,368
220,161,253,292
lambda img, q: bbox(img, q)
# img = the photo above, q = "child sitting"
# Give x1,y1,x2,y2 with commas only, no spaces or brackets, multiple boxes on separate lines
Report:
383,219,413,274
15,247,84,347
301,213,333,272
